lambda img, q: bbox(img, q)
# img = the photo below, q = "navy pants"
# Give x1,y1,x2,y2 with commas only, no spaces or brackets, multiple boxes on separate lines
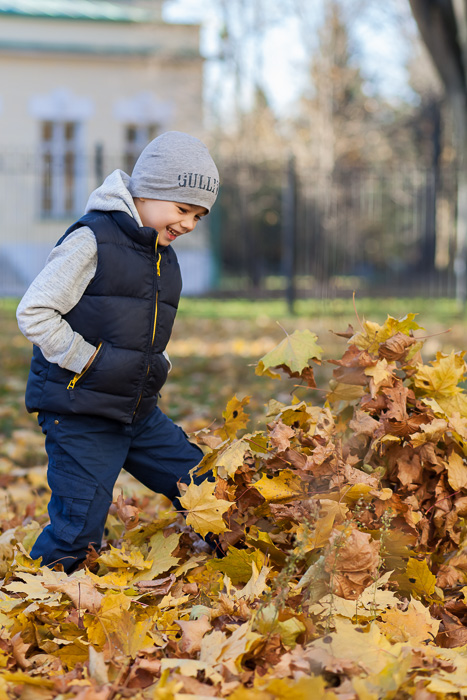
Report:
30,407,204,573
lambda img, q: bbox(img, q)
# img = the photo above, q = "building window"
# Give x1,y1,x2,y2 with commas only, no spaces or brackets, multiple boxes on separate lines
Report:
40,120,84,218
124,124,158,173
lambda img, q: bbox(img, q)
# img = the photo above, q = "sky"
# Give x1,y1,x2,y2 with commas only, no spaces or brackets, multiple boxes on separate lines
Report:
162,0,419,120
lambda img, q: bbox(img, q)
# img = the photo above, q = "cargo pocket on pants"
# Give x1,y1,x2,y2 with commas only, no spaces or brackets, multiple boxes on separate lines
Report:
47,468,98,545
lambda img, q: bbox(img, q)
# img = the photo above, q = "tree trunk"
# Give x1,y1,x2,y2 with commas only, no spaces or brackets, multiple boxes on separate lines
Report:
452,92,467,308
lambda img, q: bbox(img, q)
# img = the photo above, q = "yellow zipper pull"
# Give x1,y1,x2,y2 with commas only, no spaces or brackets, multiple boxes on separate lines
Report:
155,234,161,276
67,375,79,390
67,342,102,391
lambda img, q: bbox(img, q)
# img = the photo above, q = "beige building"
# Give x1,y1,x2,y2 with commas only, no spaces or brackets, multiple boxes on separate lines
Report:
0,0,213,294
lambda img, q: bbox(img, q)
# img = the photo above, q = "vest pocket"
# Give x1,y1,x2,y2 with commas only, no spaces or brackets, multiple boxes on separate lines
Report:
67,342,104,391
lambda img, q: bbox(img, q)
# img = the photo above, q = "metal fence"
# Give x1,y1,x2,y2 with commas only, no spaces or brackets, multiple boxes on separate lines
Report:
211,158,458,301
0,149,458,300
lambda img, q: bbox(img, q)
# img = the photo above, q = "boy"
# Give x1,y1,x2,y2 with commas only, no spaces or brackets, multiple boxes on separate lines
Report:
16,131,220,573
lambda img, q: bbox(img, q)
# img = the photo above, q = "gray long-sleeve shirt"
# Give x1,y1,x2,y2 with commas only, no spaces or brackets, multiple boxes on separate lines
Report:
17,169,171,374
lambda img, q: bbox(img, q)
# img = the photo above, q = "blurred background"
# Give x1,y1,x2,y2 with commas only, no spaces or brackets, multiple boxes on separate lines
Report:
0,0,465,306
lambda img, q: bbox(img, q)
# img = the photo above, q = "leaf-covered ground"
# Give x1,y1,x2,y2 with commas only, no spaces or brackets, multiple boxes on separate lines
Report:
2,298,467,698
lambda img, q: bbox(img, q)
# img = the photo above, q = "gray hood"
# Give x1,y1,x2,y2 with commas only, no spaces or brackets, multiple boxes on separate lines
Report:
85,169,143,226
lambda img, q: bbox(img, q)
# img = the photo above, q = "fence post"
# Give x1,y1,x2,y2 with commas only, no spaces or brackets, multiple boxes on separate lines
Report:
94,142,104,187
209,184,222,290
282,154,297,314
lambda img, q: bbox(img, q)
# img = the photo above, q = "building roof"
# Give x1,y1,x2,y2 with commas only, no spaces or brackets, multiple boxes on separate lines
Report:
0,0,156,22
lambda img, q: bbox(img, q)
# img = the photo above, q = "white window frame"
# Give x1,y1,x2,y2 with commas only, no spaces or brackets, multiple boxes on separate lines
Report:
123,123,159,173
30,89,93,219
114,91,173,171
40,120,85,219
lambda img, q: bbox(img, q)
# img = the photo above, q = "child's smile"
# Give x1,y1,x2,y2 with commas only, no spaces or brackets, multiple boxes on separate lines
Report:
134,198,207,246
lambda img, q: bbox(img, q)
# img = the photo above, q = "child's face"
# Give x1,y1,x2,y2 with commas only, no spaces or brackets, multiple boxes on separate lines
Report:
134,198,207,246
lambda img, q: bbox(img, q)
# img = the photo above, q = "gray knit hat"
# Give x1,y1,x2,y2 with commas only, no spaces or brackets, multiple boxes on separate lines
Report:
128,131,219,212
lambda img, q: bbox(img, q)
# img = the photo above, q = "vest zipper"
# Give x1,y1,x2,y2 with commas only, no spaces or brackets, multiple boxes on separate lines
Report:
133,238,161,417
67,342,102,391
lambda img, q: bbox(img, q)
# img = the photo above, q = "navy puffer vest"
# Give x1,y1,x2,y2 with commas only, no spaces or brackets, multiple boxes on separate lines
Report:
25,210,182,424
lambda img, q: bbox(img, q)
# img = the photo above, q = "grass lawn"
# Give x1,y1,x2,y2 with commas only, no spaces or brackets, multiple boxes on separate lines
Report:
1,295,466,437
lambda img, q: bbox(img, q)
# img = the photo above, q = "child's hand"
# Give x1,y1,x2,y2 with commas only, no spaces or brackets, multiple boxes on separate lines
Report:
83,346,99,371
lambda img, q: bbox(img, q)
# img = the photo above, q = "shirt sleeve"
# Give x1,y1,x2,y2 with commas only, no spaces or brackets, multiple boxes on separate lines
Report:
16,227,98,373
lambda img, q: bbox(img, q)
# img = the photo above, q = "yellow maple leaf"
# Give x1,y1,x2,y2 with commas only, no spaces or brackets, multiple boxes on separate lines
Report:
176,615,212,654
208,547,265,584
410,418,449,447
215,438,250,479
199,621,261,672
179,479,232,537
245,528,287,566
364,358,393,395
255,329,323,379
311,618,402,676
215,395,250,440
253,469,306,503
414,351,466,398
97,544,152,571
229,676,338,700
293,510,336,552
405,558,436,598
353,653,413,700
3,572,61,605
438,392,467,419
87,569,134,589
380,597,439,643
159,658,223,684
350,314,422,355
132,531,181,583
234,563,270,601
84,591,131,648
420,656,467,695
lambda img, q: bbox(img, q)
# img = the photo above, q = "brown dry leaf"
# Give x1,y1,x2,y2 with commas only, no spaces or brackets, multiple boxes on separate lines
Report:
411,418,449,447
329,345,374,385
74,688,111,700
176,615,212,654
113,493,139,530
349,410,380,437
269,420,295,451
11,632,31,670
135,573,176,594
325,526,380,599
446,450,467,491
436,609,467,648
436,565,464,589
382,383,410,421
395,452,423,487
378,331,417,362
177,676,218,697
43,577,103,614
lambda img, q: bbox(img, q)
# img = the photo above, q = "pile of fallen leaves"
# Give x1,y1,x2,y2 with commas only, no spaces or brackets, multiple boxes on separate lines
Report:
3,314,467,698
